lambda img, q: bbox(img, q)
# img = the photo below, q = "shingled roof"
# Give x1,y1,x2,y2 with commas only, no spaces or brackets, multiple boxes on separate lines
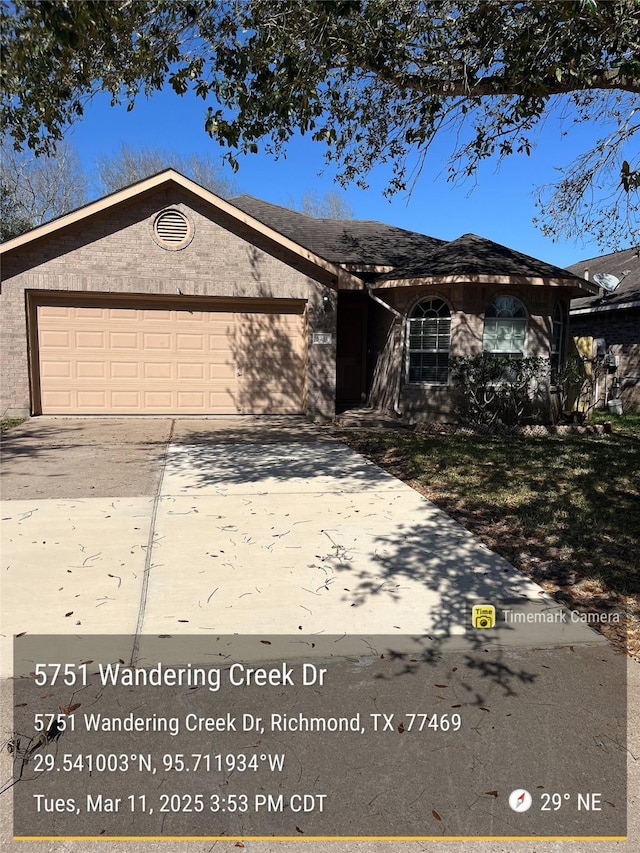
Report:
568,246,640,312
377,233,592,289
228,194,445,267
0,169,595,297
228,198,593,293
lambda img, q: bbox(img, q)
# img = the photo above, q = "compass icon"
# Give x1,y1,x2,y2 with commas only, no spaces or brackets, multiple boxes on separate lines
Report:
508,789,532,812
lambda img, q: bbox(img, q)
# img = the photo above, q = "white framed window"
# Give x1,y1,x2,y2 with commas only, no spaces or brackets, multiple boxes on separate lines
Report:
407,298,451,384
483,295,527,357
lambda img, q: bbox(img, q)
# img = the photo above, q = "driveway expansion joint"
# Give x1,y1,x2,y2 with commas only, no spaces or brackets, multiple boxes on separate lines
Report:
130,418,176,665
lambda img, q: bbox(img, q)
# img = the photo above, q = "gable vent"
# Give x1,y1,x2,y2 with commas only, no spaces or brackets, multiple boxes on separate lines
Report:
153,209,192,249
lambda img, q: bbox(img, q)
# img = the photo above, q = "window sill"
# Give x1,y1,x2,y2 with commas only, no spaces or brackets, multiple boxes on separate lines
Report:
406,382,450,388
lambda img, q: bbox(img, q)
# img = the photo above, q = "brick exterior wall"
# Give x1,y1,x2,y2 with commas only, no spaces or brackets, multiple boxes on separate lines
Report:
0,186,337,419
368,283,574,423
570,308,640,412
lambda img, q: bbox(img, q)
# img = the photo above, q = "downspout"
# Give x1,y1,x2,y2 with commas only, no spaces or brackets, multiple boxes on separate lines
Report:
366,285,405,417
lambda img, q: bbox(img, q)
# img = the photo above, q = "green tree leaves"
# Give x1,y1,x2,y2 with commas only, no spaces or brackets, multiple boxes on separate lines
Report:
2,1,638,246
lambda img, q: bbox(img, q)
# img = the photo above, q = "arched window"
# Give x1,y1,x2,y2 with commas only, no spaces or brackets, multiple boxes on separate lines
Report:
483,295,527,358
407,298,451,384
551,303,565,382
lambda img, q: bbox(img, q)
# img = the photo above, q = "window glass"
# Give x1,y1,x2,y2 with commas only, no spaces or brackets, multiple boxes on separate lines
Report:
407,299,451,383
483,296,526,357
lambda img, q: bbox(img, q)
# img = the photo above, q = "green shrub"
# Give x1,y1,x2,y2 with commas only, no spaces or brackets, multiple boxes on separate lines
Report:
450,355,548,426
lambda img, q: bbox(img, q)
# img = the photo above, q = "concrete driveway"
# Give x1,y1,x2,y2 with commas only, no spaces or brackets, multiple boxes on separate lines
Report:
1,416,604,663
1,417,637,852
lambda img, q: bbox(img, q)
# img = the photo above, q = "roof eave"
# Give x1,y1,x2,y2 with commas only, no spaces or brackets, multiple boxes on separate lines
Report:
341,263,395,273
570,299,640,315
373,273,597,296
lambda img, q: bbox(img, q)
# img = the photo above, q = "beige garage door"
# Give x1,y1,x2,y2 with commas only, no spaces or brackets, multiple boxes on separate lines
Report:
34,298,306,414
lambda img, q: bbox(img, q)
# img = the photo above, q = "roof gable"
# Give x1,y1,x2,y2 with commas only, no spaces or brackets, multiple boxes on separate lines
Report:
0,169,362,289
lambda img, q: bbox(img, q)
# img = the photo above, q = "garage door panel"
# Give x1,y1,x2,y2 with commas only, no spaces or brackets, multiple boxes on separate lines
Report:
110,390,141,407
143,362,173,380
108,331,138,350
208,363,235,380
40,330,71,348
177,391,206,408
143,332,172,350
35,299,305,415
41,390,72,408
208,338,235,354
177,363,205,380
110,362,139,379
209,391,237,408
40,306,72,319
143,391,173,408
40,361,71,378
76,307,104,319
76,330,106,349
176,333,205,350
77,361,106,378
77,390,109,408
109,308,140,320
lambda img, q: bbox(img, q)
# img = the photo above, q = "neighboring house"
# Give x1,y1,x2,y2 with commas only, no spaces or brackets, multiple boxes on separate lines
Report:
0,169,595,422
568,247,640,413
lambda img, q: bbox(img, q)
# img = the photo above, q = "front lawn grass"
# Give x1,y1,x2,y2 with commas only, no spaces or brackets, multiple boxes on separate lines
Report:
334,418,639,657
0,418,26,432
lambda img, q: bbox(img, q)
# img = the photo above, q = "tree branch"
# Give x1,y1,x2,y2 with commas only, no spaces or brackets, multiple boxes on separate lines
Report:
361,65,640,98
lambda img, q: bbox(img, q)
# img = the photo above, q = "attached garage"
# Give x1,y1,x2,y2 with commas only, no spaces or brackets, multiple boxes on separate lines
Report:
0,170,375,422
30,295,306,415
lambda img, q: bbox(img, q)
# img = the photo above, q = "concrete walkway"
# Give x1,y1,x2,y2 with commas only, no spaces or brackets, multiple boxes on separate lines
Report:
1,417,637,852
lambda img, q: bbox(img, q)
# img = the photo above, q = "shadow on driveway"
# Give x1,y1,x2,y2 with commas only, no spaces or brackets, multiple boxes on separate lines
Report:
0,417,173,500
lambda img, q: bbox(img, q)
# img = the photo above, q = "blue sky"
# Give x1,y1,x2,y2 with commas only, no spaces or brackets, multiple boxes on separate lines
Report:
69,86,615,269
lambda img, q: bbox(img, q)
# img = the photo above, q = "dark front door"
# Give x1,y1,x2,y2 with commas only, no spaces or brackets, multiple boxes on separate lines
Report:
336,291,368,412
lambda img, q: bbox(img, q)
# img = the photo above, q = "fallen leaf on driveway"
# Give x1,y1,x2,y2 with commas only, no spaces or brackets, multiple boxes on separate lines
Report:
432,809,442,821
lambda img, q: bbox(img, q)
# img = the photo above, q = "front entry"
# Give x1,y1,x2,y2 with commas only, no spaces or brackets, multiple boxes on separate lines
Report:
336,291,369,412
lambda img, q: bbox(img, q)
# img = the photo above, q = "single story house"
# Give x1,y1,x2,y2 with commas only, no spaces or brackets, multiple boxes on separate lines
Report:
0,169,596,422
568,247,640,413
